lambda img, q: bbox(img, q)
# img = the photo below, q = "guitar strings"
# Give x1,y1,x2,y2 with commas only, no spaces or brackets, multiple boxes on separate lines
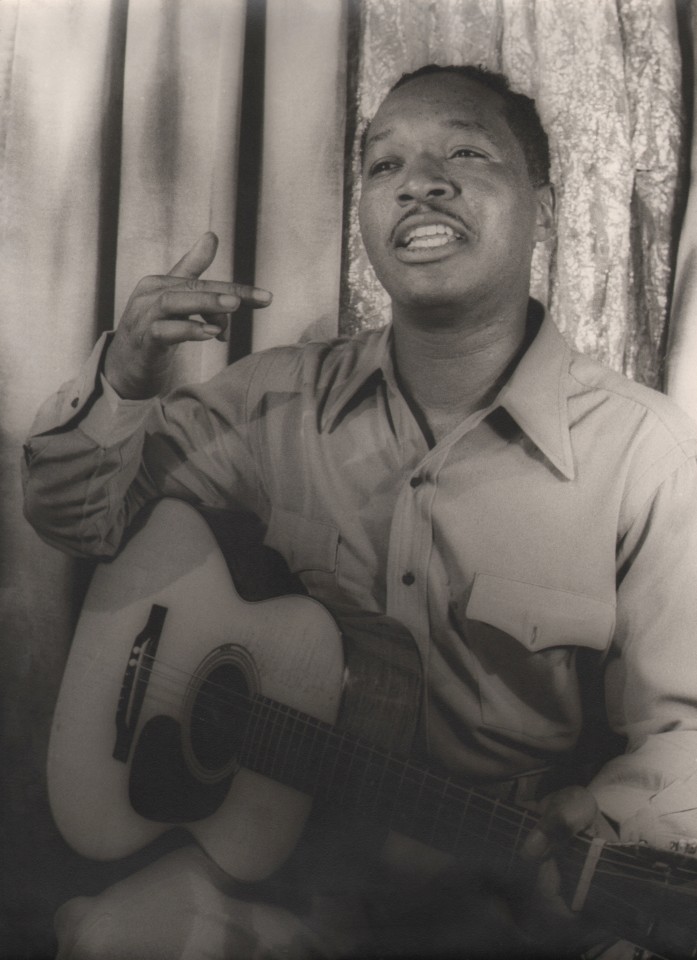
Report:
122,651,544,852
127,652,697,889
118,652,696,892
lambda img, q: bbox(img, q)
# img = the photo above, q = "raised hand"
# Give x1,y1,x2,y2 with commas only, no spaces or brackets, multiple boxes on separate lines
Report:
104,232,272,398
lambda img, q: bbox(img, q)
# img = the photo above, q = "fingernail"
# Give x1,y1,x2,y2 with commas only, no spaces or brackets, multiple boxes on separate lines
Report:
218,295,240,310
202,325,221,336
254,289,273,304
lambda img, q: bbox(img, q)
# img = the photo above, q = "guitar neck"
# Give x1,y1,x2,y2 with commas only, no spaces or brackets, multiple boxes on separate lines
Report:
239,691,541,857
234,692,697,959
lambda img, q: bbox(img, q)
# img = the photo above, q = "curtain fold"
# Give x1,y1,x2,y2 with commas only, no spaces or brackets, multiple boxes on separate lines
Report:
666,0,697,417
0,0,128,795
114,0,247,385
252,0,349,350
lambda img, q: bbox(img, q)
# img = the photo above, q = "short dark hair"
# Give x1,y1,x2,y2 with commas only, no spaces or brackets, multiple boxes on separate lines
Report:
361,63,550,187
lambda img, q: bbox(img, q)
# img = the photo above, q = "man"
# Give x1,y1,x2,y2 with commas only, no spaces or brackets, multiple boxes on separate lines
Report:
23,64,697,959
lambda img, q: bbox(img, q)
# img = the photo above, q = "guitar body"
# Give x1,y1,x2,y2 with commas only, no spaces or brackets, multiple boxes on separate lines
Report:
48,498,419,881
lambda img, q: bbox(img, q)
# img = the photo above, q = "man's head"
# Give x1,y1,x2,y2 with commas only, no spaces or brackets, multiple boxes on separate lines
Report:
358,65,555,322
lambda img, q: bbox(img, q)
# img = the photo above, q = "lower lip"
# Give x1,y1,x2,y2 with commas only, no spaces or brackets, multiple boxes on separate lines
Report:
394,237,466,263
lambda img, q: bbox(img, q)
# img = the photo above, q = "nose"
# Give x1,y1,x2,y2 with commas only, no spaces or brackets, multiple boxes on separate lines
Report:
396,155,458,205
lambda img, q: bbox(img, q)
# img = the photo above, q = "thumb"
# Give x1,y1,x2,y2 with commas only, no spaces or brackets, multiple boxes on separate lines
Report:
168,232,219,279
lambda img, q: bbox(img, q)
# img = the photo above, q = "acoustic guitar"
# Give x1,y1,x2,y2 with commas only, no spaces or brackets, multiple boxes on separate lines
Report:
48,498,697,958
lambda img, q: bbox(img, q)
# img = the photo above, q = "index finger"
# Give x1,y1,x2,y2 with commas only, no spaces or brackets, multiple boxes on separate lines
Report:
162,277,273,308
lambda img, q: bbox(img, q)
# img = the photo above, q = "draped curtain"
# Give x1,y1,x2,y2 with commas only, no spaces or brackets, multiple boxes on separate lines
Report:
0,1,693,955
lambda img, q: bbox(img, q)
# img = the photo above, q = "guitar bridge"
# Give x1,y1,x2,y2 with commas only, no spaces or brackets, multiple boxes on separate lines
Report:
113,604,168,762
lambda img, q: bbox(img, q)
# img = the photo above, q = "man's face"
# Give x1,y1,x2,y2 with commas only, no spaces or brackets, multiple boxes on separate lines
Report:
358,73,554,317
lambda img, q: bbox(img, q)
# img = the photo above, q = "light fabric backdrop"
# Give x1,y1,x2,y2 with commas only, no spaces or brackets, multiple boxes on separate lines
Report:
0,0,695,955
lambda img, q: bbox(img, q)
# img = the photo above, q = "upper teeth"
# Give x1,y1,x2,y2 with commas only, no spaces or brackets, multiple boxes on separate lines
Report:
404,223,459,248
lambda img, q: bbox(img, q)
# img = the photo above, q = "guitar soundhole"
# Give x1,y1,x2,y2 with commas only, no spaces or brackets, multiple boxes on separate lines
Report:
189,664,247,775
184,643,259,784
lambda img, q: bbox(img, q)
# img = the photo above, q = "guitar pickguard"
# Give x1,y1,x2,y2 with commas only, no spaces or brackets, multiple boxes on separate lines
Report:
129,714,233,822
129,640,260,823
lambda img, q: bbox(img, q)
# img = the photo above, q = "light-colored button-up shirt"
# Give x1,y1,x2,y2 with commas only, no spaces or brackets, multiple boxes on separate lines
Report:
23,306,697,844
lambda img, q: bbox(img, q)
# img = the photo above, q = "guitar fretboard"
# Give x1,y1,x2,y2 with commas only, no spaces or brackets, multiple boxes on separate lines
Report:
239,691,540,864
215,689,697,958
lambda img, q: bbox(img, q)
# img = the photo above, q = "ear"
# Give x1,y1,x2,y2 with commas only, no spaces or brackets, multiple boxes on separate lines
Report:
533,183,555,243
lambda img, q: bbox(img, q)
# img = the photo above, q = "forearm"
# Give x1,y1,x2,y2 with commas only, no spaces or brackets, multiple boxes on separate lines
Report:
22,355,155,557
588,460,697,844
23,336,269,560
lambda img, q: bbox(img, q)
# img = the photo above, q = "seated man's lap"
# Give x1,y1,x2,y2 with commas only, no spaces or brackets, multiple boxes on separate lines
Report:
54,841,536,960
54,844,360,960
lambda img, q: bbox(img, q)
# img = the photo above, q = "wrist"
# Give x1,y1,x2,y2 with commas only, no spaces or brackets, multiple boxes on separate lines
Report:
103,339,164,400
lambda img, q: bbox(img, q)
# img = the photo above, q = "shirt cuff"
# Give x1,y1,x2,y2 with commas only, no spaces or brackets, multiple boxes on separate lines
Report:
614,775,697,850
79,373,154,446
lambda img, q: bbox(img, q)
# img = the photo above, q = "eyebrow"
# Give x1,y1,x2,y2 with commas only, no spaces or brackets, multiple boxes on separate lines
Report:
364,118,496,153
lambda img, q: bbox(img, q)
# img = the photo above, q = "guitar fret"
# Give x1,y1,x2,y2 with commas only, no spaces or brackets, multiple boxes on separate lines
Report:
327,735,368,806
289,708,317,789
320,728,352,803
239,689,264,764
267,700,291,782
392,764,430,836
452,785,472,856
288,708,316,789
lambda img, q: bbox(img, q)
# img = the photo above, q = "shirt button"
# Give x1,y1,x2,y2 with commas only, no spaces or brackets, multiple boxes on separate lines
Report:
409,475,423,488
402,572,415,586
70,397,79,408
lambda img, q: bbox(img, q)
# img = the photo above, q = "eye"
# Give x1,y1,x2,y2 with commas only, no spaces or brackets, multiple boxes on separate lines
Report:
450,147,488,160
367,158,400,177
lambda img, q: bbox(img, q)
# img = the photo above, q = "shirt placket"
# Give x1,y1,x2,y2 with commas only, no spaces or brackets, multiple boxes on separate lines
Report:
383,399,499,727
384,436,451,677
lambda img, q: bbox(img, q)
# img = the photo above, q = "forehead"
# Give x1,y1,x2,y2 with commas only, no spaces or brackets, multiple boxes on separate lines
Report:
366,73,514,150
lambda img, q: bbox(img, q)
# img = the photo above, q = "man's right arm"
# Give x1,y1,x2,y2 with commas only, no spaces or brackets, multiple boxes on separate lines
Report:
22,233,272,557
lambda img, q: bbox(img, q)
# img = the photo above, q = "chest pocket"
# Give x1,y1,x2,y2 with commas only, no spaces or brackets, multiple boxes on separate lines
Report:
263,506,339,578
464,573,615,745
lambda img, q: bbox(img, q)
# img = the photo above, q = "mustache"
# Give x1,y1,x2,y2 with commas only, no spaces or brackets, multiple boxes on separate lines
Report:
390,203,472,244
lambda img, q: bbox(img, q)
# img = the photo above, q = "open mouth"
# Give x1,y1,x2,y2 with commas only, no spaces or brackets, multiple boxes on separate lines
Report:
400,223,462,250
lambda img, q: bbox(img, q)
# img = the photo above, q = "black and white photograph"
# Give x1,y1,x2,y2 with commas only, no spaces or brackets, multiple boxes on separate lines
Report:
3,1,697,958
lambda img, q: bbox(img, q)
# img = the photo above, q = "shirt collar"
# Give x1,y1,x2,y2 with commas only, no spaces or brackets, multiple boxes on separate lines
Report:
321,324,393,432
323,303,575,480
496,303,575,480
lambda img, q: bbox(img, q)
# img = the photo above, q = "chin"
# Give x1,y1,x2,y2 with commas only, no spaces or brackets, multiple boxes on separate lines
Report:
393,281,478,315
376,258,478,307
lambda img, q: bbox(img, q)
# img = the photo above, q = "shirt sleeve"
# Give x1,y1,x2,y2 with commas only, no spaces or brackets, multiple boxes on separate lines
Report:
22,335,269,559
589,454,697,846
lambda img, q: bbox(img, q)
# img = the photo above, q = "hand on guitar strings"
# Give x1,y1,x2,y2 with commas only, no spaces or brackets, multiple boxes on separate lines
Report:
515,785,613,952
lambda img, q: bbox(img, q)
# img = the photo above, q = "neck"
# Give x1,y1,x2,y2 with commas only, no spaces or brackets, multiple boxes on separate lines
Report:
391,301,531,439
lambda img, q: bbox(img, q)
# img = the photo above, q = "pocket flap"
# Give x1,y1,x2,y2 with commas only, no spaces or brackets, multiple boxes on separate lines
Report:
263,507,339,574
465,573,615,652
